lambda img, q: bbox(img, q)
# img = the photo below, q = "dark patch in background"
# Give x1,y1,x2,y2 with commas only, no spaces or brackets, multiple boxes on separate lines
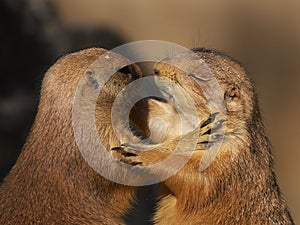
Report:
0,0,125,180
0,1,154,224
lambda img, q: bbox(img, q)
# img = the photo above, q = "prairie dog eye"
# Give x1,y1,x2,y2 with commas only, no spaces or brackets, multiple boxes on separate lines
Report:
154,69,160,75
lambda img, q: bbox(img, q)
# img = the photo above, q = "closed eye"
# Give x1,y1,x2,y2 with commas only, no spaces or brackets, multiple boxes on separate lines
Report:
189,73,210,82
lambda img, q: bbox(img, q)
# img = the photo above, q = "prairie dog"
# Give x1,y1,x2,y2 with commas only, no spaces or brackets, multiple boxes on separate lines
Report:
0,48,142,224
115,49,294,224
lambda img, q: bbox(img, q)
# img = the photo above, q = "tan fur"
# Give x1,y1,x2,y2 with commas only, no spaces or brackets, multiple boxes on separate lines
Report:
117,49,294,224
130,98,184,144
0,48,142,224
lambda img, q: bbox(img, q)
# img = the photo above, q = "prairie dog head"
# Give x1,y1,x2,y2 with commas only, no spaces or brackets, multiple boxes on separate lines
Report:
153,49,255,136
41,48,142,110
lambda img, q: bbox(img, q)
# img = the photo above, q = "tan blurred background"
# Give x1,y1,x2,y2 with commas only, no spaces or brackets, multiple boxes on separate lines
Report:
53,0,300,222
1,0,299,223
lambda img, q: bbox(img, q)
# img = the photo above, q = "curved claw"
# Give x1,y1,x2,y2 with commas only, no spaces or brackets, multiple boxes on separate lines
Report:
212,133,224,140
111,146,138,157
120,157,143,166
201,112,219,128
197,142,213,150
215,119,226,126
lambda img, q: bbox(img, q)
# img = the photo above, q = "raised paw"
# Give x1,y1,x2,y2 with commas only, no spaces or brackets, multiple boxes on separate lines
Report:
197,112,226,150
199,112,226,135
200,112,219,128
111,144,170,166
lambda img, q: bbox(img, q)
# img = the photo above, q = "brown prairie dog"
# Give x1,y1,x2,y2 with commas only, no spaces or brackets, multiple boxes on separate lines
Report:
0,48,143,224
116,48,294,225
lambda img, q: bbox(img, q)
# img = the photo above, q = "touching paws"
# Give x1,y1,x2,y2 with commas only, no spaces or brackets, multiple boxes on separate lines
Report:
111,143,170,166
112,112,226,166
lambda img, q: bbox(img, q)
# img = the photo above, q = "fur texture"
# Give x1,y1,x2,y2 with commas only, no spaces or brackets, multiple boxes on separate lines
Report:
117,49,294,224
0,48,141,224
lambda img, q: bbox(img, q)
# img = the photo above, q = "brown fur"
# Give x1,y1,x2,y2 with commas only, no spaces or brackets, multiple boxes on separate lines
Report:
0,48,142,224
117,49,294,224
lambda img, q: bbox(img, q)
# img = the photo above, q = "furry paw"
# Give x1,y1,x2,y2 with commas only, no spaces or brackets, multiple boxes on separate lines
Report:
111,144,143,166
112,143,170,166
197,112,226,149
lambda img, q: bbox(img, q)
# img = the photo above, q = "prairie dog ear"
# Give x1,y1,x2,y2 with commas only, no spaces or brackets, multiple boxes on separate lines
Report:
85,69,99,89
224,84,243,112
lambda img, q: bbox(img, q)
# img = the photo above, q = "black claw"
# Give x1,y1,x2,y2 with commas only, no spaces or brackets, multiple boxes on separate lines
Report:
111,147,124,151
120,158,142,166
210,112,219,119
203,119,226,135
123,152,138,157
212,119,227,131
197,141,213,149
216,119,226,126
201,112,219,127
197,141,210,144
132,161,143,166
121,143,130,147
212,133,223,139
111,146,138,157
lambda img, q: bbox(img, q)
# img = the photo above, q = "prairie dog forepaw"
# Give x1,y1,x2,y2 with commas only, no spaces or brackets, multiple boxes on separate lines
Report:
197,112,226,149
111,145,143,166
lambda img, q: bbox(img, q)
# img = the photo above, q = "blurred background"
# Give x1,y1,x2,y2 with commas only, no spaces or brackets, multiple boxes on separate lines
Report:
0,0,299,224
